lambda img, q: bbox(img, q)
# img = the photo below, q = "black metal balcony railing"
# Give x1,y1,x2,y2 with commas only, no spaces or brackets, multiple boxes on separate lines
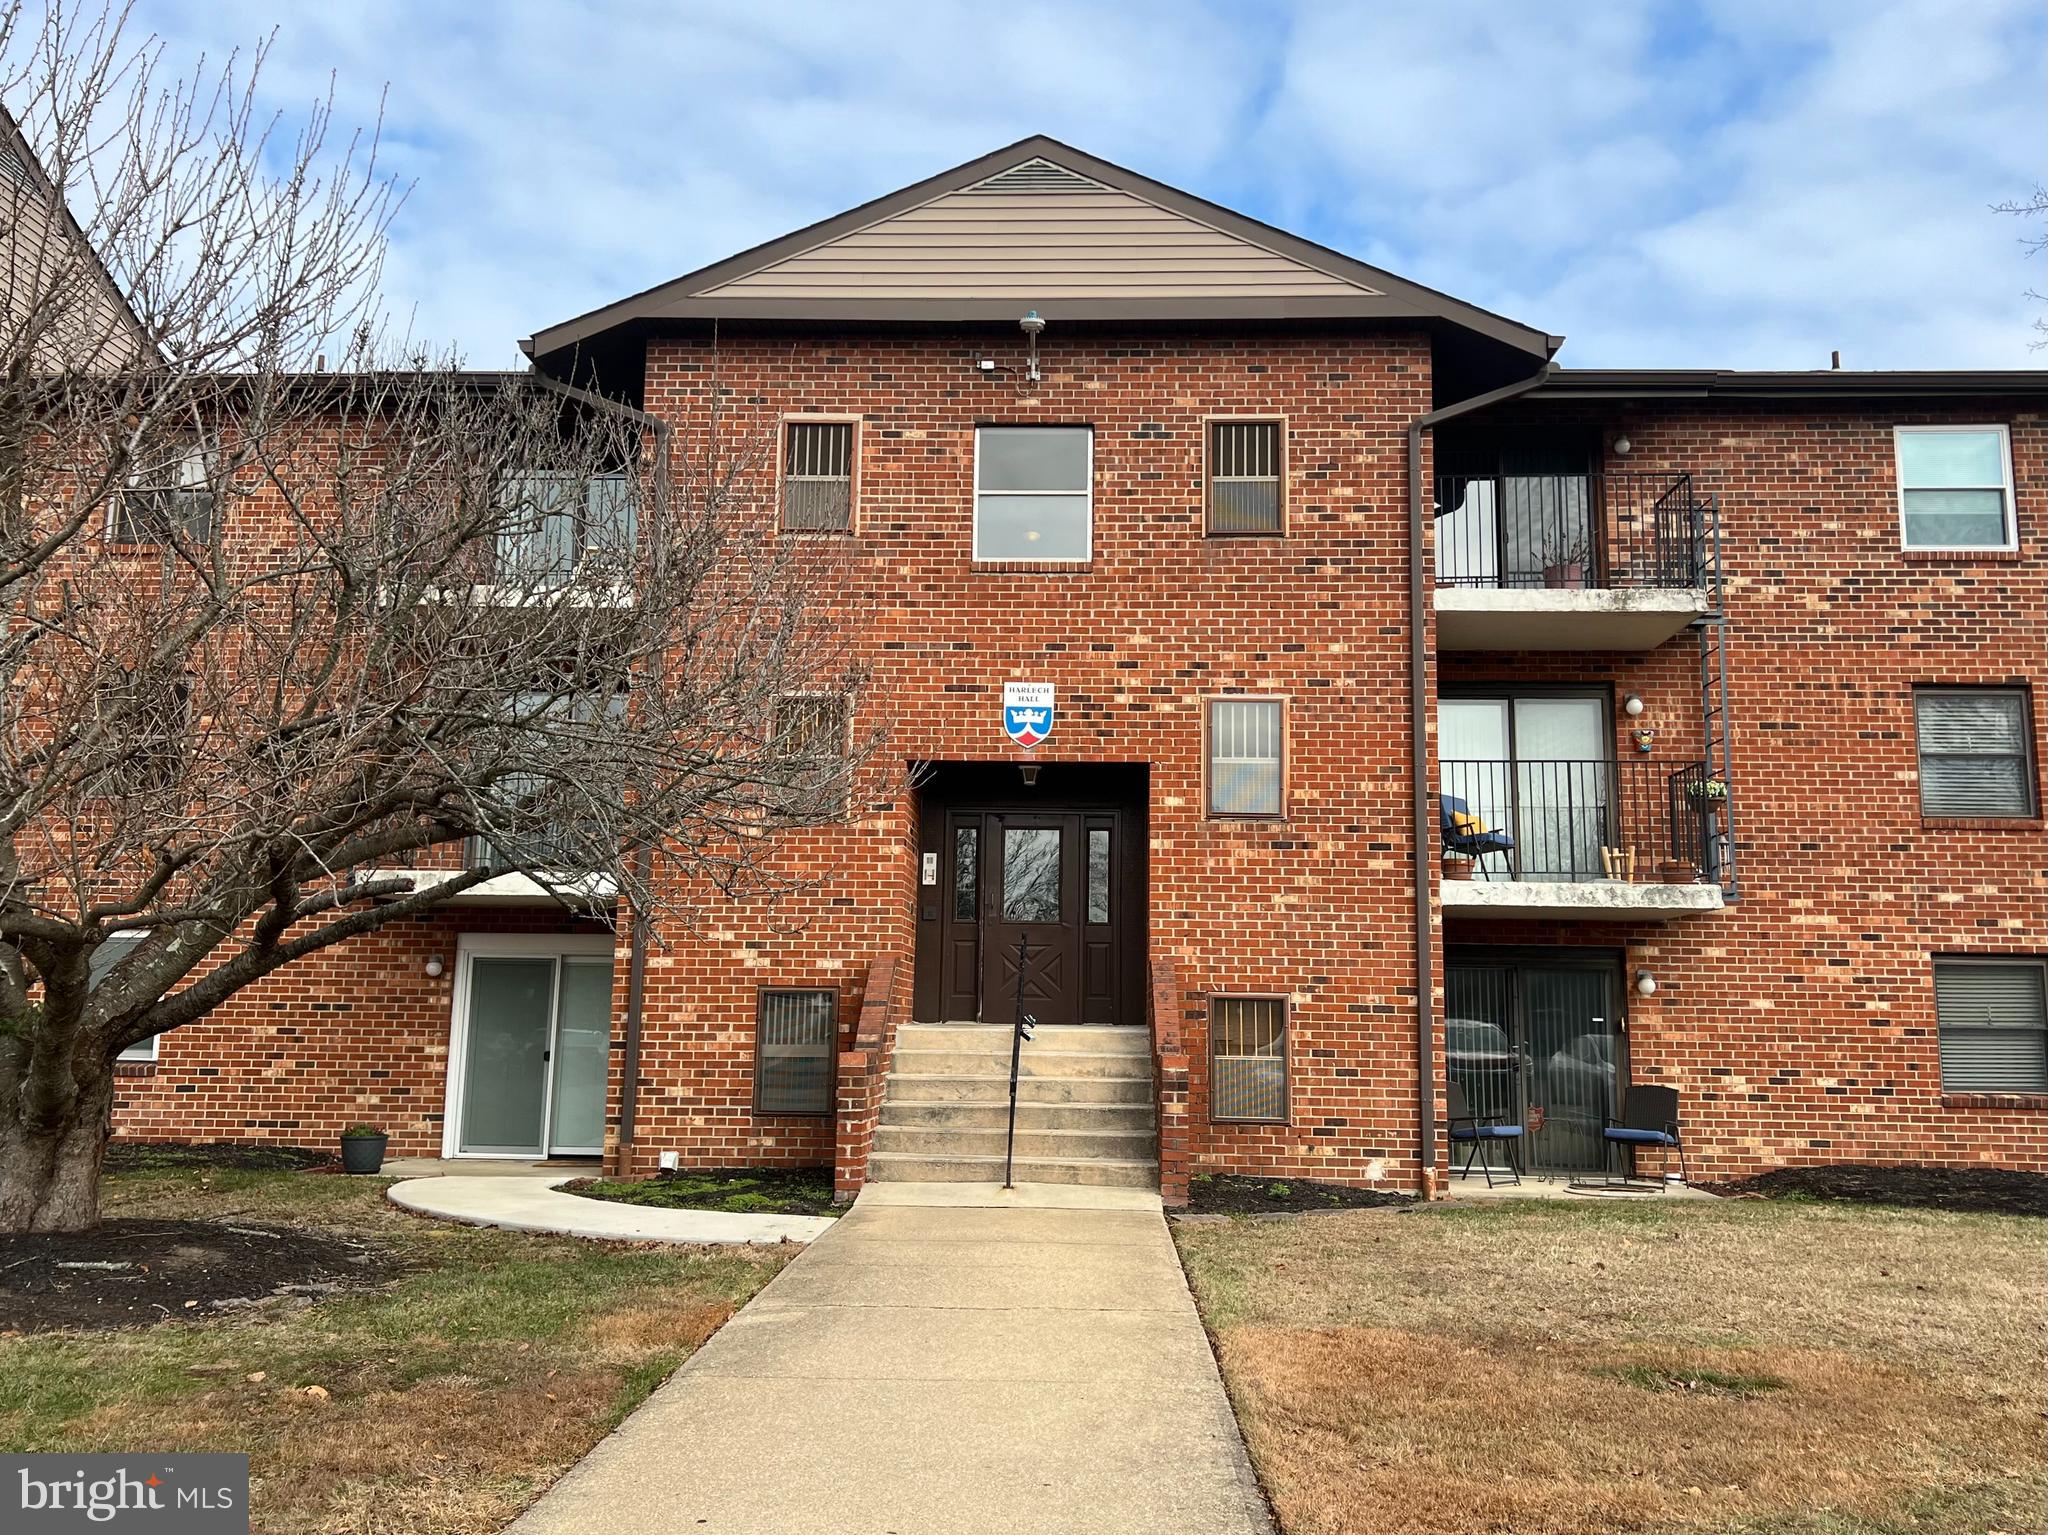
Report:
1440,758,1730,887
1433,471,1711,591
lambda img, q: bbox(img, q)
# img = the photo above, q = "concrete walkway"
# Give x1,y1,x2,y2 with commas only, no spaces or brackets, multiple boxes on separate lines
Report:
506,1186,1273,1535
387,1173,836,1246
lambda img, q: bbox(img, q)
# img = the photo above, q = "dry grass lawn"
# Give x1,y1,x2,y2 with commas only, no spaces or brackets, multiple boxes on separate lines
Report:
0,1166,791,1534
1175,1197,2045,1535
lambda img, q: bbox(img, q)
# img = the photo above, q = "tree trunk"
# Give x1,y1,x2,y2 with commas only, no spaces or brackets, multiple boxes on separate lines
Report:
0,1066,116,1233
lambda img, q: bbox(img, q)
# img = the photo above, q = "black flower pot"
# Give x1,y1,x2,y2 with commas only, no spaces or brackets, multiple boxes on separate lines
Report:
340,1133,388,1174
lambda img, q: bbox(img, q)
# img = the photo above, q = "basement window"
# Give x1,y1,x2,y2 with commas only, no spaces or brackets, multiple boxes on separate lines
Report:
754,988,837,1115
1895,426,2016,551
782,420,854,532
1207,420,1283,535
1934,959,2047,1094
1210,996,1288,1122
1915,687,2036,817
974,426,1092,561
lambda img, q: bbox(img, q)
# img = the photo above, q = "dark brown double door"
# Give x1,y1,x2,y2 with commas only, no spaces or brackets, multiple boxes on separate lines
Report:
918,801,1143,1027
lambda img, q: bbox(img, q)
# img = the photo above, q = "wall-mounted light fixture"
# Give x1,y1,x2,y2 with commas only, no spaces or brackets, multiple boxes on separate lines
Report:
424,954,445,979
1019,763,1040,788
1612,433,1633,456
1019,309,1045,383
1623,694,1645,718
1636,970,1657,997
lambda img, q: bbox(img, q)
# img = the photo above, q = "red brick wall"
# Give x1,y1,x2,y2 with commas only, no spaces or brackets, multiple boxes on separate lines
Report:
1441,398,2047,1177
112,339,2046,1191
636,327,1435,1189
113,909,611,1155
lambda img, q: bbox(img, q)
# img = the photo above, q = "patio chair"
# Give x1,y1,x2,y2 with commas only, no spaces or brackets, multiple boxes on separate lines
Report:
1601,1084,1688,1185
1446,1080,1523,1188
1439,794,1515,872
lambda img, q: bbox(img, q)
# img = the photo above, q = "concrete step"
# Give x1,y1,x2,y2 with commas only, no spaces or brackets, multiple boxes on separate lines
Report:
882,1072,1155,1106
866,1150,1159,1189
877,1100,1156,1133
871,1124,1158,1160
895,1023,1151,1055
888,1048,1153,1079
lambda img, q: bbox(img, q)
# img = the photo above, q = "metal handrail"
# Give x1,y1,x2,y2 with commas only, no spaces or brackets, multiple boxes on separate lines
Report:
1439,757,1730,887
1003,933,1036,1190
1432,470,1711,591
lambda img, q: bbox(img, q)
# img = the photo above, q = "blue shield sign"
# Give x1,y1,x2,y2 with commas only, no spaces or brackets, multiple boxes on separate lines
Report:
1002,681,1055,749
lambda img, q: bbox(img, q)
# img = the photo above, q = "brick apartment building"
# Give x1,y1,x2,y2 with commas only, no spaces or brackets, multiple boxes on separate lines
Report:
107,138,2046,1201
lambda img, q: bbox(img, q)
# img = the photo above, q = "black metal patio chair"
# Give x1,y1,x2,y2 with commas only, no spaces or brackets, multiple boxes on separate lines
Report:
1446,1080,1524,1188
1601,1084,1688,1185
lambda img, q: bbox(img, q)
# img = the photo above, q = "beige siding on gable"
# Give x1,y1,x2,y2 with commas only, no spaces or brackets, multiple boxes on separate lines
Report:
700,185,1376,302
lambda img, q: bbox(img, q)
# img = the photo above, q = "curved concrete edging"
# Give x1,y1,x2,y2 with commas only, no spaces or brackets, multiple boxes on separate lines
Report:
387,1174,837,1245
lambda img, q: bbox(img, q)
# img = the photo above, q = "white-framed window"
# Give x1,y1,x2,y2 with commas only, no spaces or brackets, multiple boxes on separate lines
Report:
1207,419,1284,536
973,425,1093,561
1914,687,2037,818
1934,958,2047,1094
1894,425,2017,551
496,471,635,582
1206,697,1285,818
112,442,216,544
90,932,157,1062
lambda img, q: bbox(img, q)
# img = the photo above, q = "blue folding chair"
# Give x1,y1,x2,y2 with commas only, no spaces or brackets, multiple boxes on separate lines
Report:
1446,1080,1523,1187
1602,1085,1688,1185
1440,794,1515,873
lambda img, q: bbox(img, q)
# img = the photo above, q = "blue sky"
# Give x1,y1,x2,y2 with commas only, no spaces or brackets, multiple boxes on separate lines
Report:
136,0,2048,371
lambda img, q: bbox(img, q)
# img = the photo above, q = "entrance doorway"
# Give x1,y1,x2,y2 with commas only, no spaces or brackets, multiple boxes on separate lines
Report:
913,764,1147,1027
1445,949,1624,1173
445,934,614,1158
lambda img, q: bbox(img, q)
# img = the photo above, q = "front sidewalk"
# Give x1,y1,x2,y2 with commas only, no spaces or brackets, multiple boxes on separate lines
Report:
506,1183,1273,1534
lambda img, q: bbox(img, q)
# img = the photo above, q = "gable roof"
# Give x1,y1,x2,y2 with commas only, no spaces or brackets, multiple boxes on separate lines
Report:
525,136,1558,369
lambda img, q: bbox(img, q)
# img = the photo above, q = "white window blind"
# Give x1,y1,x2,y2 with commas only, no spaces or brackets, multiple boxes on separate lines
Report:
1208,699,1283,816
1935,961,2047,1094
1211,997,1287,1122
1916,689,2034,817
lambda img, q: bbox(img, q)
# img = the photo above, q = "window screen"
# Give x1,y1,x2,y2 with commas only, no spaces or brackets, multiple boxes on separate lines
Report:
1208,699,1283,816
783,421,853,531
1896,427,2014,549
1935,961,2047,1094
755,988,837,1114
1208,421,1282,535
1915,689,2035,817
974,426,1092,560
1211,997,1287,1122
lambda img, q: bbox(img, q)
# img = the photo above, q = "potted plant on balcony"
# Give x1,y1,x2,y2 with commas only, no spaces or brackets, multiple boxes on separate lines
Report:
1540,532,1591,589
340,1123,389,1174
1657,859,1699,885
1441,852,1477,882
1685,776,1728,806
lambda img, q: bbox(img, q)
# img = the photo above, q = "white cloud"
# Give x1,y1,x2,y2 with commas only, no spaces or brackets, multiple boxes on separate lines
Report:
115,0,2048,369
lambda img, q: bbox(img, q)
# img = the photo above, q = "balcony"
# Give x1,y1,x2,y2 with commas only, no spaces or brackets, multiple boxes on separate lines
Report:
1433,471,1715,650
1439,757,1729,920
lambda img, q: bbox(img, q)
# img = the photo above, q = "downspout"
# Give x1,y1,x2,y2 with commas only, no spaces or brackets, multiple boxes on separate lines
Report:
1406,363,1555,1195
529,368,672,1174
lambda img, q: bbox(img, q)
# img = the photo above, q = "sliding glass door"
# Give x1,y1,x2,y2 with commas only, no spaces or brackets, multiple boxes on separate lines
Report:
456,947,612,1157
1440,692,1610,879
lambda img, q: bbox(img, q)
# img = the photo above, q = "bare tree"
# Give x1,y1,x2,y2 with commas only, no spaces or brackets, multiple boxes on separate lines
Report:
0,2,871,1231
1994,185,2048,344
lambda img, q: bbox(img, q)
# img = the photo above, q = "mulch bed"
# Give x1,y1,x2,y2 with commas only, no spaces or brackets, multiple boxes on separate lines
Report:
0,1219,399,1333
1701,1164,2048,1218
1186,1173,1414,1216
105,1141,335,1174
564,1166,843,1218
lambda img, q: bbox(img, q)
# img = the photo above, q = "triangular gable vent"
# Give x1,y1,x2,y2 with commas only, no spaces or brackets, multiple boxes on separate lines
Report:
961,157,1106,195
